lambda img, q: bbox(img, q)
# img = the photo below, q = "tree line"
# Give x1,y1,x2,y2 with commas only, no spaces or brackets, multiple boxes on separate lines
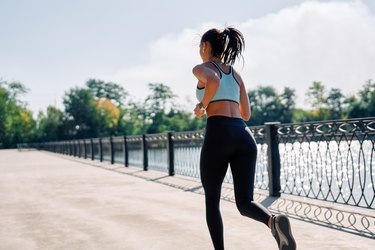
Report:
247,80,375,125
0,78,374,148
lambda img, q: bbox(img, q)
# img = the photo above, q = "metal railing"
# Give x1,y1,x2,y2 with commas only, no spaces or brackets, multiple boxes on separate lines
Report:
20,117,375,237
277,118,375,208
26,117,375,209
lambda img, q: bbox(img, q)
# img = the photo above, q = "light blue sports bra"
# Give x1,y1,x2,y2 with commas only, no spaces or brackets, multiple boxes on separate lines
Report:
196,61,240,104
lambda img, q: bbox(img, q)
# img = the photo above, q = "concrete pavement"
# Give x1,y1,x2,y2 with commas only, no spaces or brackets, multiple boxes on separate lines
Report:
0,150,373,250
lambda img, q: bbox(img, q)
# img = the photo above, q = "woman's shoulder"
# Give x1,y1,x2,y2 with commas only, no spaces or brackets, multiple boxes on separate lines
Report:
193,62,213,69
192,64,203,76
192,62,213,75
192,62,204,70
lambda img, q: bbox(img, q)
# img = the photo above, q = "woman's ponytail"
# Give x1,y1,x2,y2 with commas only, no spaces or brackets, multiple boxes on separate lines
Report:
221,27,245,65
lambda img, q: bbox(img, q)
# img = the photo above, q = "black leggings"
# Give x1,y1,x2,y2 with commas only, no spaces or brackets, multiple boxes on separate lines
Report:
200,116,272,250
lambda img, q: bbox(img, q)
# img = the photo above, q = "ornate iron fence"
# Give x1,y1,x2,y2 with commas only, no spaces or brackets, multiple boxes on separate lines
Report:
173,130,204,179
126,135,143,167
34,117,375,210
18,117,375,238
112,136,125,164
146,133,169,173
277,118,375,209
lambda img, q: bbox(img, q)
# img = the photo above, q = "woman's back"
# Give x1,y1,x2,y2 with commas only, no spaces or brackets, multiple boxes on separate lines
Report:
195,61,250,120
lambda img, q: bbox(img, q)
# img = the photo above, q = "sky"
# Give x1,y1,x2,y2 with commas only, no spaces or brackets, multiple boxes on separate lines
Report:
1,0,375,116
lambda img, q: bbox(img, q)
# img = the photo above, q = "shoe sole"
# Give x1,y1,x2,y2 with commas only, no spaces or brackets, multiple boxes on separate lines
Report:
276,215,296,250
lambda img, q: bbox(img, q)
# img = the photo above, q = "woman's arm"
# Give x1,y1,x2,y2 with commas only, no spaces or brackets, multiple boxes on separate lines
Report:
234,71,251,121
192,64,220,118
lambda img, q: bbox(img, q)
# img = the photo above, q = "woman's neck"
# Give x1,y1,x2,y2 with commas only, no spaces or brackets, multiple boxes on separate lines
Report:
204,56,222,64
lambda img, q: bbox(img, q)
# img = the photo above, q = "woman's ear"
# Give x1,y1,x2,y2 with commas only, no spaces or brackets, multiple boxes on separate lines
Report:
202,42,207,53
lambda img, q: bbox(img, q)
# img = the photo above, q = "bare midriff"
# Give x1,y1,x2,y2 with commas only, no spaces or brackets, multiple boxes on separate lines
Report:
206,101,242,119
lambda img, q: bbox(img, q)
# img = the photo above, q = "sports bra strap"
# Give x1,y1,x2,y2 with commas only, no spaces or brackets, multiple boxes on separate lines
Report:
210,61,231,75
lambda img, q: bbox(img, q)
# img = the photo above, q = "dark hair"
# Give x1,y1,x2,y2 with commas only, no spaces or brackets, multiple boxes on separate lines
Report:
201,27,245,65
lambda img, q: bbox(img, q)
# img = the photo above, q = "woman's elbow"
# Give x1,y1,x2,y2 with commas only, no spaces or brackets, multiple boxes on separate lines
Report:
239,104,251,121
241,110,251,121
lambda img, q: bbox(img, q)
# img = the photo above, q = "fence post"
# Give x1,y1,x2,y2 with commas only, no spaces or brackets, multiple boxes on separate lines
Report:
265,122,281,197
77,140,81,158
91,139,94,160
79,140,82,157
69,141,73,156
167,132,175,176
110,136,114,164
99,138,103,162
83,140,87,159
124,135,129,167
73,140,77,157
142,134,148,171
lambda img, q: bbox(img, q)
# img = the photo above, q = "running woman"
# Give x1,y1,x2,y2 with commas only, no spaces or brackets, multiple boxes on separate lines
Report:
193,27,296,250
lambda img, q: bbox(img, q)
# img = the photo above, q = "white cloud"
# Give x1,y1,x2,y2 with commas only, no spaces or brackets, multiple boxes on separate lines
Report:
105,0,375,109
239,0,375,106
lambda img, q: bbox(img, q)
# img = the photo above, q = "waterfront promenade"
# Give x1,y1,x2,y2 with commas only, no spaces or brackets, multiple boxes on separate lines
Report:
0,149,373,250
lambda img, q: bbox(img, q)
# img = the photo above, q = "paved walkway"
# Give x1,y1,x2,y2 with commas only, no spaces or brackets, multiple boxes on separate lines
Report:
0,150,373,250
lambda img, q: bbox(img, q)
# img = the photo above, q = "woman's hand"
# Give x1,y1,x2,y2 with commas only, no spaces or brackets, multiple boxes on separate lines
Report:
194,103,205,118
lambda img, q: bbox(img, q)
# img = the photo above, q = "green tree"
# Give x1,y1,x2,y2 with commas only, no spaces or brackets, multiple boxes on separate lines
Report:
306,81,329,120
6,106,36,147
348,79,375,118
124,102,150,135
0,84,9,144
292,108,313,123
326,88,346,119
36,106,64,142
86,79,133,136
306,82,325,109
63,87,99,138
86,79,128,106
144,83,177,133
247,86,295,125
279,87,296,123
0,79,36,148
247,86,279,125
165,109,206,132
119,82,202,134
96,98,121,136
145,83,176,113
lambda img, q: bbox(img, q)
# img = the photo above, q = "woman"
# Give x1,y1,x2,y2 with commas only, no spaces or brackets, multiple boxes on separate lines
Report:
193,27,296,250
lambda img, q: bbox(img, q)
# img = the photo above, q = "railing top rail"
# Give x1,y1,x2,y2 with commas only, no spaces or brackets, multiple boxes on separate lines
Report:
112,136,124,142
276,117,375,136
173,130,204,141
145,133,168,141
276,116,375,127
126,134,143,142
91,138,100,143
